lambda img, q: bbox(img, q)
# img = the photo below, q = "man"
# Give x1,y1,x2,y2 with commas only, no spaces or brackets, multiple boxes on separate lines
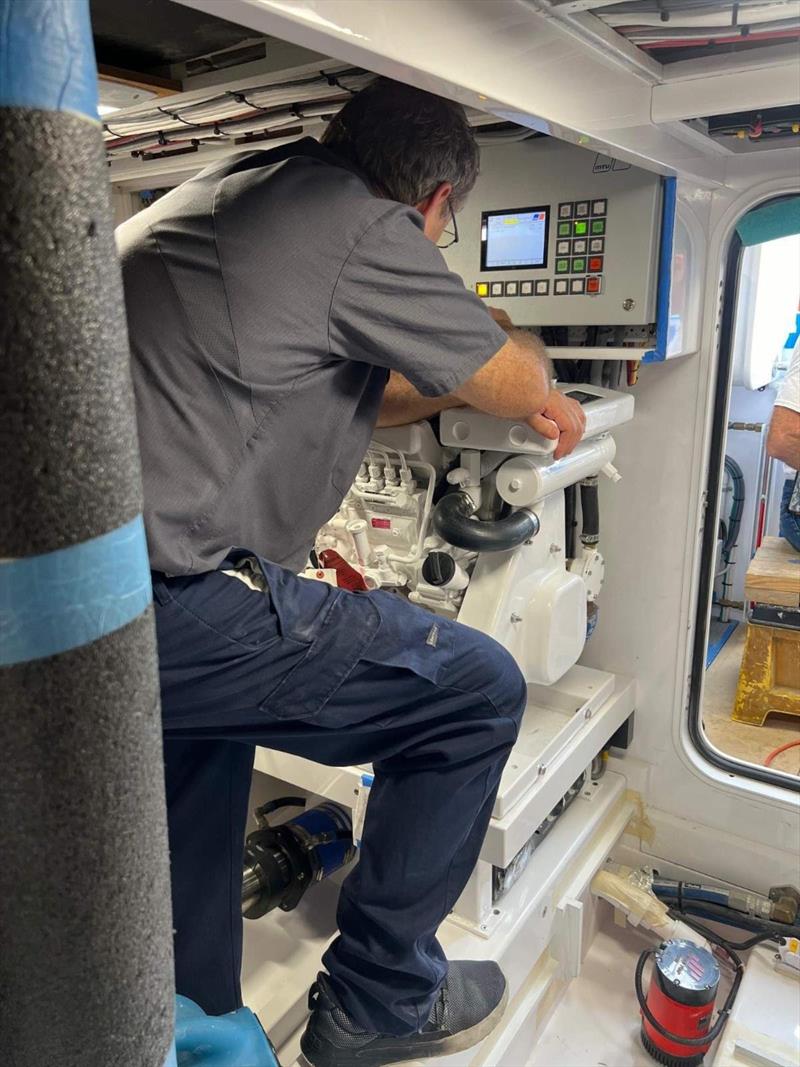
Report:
118,79,585,1067
767,341,800,551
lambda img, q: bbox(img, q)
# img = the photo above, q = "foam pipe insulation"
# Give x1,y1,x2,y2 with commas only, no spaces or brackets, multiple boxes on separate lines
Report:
0,3,174,1064
592,867,711,951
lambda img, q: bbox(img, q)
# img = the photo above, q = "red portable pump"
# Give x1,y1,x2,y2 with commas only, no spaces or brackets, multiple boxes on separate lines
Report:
636,939,732,1067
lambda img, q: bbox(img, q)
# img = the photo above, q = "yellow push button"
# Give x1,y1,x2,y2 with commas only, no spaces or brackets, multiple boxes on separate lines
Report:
476,282,489,298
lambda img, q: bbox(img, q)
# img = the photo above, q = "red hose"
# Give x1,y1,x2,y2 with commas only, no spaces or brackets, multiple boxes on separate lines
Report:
764,740,800,767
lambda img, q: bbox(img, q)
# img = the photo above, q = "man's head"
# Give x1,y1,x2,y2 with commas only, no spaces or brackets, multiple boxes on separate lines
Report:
321,78,479,244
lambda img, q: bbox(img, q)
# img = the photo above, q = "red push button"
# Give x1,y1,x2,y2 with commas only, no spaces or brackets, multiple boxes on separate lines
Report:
586,275,602,294
588,256,604,272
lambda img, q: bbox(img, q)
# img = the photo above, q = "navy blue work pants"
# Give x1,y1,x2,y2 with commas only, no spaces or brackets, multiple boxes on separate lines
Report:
154,554,526,1036
780,476,800,551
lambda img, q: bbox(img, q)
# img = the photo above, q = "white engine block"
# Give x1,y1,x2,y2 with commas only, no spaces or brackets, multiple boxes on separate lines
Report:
314,385,632,686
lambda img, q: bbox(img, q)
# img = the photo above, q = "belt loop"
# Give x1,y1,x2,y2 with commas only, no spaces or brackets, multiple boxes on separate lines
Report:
151,574,171,606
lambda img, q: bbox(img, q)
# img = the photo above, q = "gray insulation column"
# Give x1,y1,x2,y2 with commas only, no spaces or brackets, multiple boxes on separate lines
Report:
0,3,174,1065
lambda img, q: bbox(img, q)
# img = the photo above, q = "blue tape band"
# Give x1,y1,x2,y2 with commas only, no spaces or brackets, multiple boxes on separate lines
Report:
0,0,98,119
0,516,152,666
736,197,800,247
643,176,677,364
163,1041,177,1067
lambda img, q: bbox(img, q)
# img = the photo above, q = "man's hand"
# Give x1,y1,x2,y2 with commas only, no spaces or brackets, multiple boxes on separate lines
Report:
529,391,586,459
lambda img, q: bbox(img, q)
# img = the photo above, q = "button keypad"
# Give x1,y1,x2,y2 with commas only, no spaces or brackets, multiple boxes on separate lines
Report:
473,195,608,300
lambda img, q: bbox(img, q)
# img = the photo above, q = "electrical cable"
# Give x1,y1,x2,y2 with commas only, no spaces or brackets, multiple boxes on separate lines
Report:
666,909,780,951
102,68,369,159
722,455,745,560
637,24,799,45
105,107,323,155
655,896,800,939
621,15,800,38
103,68,365,130
764,738,800,767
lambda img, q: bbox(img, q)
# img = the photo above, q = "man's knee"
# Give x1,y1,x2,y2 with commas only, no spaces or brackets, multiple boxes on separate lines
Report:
487,638,527,725
448,623,527,726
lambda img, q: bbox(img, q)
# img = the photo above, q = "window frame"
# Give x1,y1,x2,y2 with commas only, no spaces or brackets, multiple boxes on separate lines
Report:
687,194,800,794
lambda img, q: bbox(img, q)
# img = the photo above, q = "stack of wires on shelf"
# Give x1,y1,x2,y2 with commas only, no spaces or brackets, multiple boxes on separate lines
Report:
586,0,800,53
103,66,372,162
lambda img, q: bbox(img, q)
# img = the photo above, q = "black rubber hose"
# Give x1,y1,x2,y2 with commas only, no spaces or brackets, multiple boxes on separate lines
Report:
580,478,600,546
667,909,779,952
433,491,539,552
565,484,577,559
722,455,745,559
659,898,800,940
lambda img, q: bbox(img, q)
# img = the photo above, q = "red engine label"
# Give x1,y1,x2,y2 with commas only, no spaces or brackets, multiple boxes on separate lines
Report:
371,518,392,529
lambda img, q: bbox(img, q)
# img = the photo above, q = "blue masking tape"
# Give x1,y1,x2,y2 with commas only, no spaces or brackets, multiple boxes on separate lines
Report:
643,176,677,363
0,515,152,666
0,0,98,119
164,1041,177,1067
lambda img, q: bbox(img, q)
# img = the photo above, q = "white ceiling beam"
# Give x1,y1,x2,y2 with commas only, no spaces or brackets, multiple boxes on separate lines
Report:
652,48,800,122
519,0,663,81
175,0,726,185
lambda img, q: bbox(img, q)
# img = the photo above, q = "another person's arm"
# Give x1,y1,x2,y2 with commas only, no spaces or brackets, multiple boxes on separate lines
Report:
767,405,800,468
767,345,800,468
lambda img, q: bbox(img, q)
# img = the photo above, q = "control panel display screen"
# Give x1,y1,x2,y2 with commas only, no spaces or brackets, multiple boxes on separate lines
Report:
564,389,599,405
480,205,549,271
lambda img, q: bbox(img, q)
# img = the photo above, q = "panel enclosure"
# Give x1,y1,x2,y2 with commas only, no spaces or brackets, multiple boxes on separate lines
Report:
445,138,663,328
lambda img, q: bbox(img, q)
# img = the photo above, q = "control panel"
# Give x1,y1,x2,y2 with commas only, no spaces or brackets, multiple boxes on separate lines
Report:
444,138,663,327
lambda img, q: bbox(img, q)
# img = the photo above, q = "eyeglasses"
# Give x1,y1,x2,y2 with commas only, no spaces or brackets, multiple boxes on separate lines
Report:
437,200,459,249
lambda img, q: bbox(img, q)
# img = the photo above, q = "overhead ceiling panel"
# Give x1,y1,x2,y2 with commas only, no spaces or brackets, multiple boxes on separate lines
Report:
571,0,800,63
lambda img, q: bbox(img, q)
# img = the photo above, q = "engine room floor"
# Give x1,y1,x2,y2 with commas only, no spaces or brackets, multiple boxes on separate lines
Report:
702,623,800,776
529,916,656,1067
528,912,727,1067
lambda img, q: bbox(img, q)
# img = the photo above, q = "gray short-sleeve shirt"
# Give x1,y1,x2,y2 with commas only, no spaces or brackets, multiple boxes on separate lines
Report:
117,139,505,574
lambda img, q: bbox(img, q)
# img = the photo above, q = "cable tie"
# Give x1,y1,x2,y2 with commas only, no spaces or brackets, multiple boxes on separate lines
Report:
321,71,357,95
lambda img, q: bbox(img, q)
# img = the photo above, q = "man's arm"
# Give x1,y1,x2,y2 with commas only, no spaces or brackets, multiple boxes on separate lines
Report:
378,309,586,459
377,372,463,427
767,405,800,468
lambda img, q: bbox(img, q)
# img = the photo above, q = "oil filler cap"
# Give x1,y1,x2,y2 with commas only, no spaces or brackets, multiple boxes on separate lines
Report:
422,552,456,587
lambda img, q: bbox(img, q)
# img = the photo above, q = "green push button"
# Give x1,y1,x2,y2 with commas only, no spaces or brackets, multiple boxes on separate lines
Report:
558,221,571,237
591,219,606,235
573,220,588,236
555,258,570,274
572,257,586,273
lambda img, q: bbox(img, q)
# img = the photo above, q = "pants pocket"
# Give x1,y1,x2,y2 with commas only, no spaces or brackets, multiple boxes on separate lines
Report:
256,558,381,721
359,590,455,684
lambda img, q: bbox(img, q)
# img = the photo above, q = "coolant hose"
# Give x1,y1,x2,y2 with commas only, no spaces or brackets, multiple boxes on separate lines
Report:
432,491,539,552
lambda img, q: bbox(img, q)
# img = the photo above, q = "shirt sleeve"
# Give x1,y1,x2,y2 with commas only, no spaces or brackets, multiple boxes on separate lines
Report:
328,204,508,397
775,344,800,414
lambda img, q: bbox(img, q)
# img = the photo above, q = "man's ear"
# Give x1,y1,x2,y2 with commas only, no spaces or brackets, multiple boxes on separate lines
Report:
416,182,453,219
416,182,453,239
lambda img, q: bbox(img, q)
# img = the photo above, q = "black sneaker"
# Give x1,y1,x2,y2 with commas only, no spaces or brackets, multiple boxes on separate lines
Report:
300,961,508,1067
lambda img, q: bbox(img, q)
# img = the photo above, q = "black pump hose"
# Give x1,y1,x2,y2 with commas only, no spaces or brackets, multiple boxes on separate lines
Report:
580,477,600,546
565,484,577,559
432,491,539,552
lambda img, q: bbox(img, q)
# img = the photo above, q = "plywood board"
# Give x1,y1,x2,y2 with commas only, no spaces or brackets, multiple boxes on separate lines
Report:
744,536,800,607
